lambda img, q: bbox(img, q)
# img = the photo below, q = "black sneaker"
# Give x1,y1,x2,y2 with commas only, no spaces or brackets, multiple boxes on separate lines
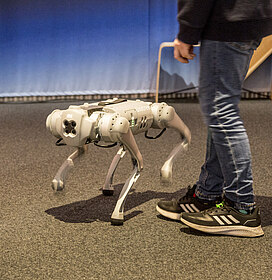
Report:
156,185,219,221
180,201,264,237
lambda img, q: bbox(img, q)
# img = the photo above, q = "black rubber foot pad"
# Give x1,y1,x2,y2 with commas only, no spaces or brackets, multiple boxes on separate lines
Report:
52,185,64,192
102,189,114,196
111,218,124,226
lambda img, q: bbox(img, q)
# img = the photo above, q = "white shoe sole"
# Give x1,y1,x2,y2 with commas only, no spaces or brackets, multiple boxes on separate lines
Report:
180,217,264,237
156,205,181,221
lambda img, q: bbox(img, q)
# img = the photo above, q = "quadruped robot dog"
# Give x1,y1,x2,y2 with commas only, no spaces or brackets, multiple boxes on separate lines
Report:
46,98,191,225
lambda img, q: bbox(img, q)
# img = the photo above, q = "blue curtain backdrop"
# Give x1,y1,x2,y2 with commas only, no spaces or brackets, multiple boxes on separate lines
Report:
0,0,271,97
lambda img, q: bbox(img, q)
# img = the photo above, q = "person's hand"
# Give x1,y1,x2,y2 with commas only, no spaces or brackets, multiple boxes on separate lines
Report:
174,38,196,63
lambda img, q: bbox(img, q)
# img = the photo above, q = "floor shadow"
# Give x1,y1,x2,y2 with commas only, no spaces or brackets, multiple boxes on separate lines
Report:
178,227,261,238
156,214,182,224
256,195,272,227
45,186,272,227
45,184,186,223
179,227,212,237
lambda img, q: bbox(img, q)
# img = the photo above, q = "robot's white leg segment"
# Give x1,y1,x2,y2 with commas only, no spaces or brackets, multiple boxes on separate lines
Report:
119,128,143,171
110,165,140,225
103,146,126,196
108,128,143,225
161,110,191,183
52,146,87,191
160,141,188,183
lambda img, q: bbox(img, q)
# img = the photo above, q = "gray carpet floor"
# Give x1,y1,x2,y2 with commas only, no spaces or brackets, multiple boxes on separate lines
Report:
0,99,271,280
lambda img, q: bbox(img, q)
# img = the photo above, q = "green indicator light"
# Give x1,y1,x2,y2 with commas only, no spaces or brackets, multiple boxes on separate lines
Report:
131,117,135,127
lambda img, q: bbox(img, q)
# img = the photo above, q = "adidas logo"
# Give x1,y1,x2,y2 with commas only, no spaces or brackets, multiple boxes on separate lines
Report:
180,204,200,213
213,215,240,225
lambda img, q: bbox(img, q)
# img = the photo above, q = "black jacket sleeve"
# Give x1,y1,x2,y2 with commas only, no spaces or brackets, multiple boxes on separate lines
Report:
177,0,215,44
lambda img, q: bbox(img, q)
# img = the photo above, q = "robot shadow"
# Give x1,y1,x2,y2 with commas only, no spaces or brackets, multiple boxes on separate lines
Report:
45,184,185,224
45,187,272,227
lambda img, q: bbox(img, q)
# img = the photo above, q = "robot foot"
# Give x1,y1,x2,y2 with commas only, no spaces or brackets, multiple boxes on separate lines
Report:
111,218,124,226
102,189,114,196
52,179,65,191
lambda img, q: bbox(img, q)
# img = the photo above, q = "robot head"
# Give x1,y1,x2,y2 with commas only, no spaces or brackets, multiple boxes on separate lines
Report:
46,107,95,147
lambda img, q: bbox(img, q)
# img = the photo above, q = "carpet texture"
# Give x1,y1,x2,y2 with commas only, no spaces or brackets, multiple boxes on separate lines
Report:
0,100,271,280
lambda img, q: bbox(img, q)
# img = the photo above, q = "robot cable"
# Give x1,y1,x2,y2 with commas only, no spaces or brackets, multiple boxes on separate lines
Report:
55,138,66,146
94,142,118,148
145,128,166,139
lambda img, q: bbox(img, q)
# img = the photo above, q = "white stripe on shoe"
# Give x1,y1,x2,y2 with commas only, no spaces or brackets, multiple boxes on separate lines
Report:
227,215,240,224
181,204,190,212
181,204,199,213
185,204,195,212
212,215,241,225
220,216,233,225
190,204,200,212
213,216,225,225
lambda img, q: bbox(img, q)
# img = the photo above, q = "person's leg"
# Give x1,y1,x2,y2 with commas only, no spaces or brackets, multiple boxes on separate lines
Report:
197,39,260,211
195,128,225,200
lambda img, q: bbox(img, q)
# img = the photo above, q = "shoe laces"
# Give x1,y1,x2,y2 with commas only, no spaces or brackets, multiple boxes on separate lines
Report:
204,201,231,214
216,202,224,209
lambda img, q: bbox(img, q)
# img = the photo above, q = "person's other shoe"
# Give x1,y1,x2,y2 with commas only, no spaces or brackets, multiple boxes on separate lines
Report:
180,201,264,237
156,185,219,220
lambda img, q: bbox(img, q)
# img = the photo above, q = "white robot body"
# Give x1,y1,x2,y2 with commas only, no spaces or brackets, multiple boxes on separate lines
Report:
101,100,154,135
46,98,191,225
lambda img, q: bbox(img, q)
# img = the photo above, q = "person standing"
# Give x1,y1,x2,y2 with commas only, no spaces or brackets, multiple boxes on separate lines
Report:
156,0,272,237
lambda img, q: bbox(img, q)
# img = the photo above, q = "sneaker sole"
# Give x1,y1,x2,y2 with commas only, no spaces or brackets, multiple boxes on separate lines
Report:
156,205,181,221
180,217,264,238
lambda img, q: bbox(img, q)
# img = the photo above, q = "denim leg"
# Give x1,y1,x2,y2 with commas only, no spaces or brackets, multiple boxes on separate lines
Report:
196,40,260,210
196,128,224,199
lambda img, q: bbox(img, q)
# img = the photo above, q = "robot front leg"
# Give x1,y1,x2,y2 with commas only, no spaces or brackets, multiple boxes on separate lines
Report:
110,136,142,225
99,116,143,224
110,163,140,225
108,131,142,225
52,146,87,191
104,144,141,225
103,146,126,196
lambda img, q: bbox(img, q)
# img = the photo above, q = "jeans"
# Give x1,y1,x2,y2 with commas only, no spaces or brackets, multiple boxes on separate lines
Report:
195,39,261,210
